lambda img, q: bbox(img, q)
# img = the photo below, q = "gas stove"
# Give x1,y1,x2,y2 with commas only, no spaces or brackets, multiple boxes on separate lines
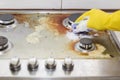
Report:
0,10,120,80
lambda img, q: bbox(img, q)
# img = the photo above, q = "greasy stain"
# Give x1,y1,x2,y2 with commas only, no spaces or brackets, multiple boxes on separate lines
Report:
47,14,70,35
14,14,39,28
14,14,29,23
14,14,71,34
68,41,89,56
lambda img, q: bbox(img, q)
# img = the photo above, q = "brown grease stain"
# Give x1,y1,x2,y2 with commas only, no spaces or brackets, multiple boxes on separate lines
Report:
14,14,39,28
68,41,89,56
47,14,70,35
14,14,29,23
14,14,71,34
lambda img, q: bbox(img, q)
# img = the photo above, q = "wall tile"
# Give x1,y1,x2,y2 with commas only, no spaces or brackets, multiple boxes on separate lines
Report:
62,0,120,9
0,0,61,9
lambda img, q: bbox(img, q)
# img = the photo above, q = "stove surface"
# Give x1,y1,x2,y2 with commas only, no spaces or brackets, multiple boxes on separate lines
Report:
0,11,120,80
0,12,119,59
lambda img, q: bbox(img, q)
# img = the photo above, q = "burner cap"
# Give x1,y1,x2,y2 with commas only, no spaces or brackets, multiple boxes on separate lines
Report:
80,38,93,45
68,13,81,22
0,14,15,25
0,36,8,46
0,36,8,51
0,14,14,21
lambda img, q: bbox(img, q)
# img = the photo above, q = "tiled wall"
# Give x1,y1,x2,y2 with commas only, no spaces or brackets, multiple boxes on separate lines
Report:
62,0,120,9
0,0,119,9
0,0,61,9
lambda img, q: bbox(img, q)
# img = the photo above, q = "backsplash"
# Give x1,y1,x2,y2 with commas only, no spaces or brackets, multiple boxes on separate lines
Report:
0,0,119,9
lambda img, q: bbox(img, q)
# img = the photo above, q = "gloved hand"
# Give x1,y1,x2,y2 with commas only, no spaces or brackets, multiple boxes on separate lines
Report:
74,9,120,31
72,19,89,33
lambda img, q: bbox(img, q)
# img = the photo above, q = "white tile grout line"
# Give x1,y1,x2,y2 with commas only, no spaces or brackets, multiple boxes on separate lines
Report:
61,0,62,9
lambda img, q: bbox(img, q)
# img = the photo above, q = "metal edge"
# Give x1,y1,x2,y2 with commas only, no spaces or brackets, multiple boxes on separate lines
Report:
107,30,120,52
0,10,85,14
0,9,118,14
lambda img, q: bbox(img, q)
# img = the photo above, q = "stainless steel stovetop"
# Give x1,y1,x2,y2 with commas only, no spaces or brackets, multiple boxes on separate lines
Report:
0,10,120,80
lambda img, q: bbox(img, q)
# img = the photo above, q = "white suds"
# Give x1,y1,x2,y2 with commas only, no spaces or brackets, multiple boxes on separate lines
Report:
66,31,79,41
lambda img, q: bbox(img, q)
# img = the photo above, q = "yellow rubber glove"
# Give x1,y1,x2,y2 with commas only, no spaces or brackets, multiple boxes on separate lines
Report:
75,9,120,31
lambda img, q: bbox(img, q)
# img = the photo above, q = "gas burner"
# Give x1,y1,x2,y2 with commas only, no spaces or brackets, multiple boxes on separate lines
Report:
0,36,12,55
75,38,95,53
0,14,17,31
62,13,81,29
0,36,8,51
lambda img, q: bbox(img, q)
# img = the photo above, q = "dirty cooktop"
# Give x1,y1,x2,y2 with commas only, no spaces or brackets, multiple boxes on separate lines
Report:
0,13,119,59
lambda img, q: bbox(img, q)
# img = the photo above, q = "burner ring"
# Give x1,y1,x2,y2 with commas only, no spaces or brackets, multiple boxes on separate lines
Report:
74,38,95,53
0,41,13,55
0,36,13,55
62,18,72,29
62,13,81,30
75,42,95,53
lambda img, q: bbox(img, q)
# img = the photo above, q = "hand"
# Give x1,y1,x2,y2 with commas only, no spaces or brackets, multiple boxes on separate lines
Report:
72,19,89,34
75,9,110,30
